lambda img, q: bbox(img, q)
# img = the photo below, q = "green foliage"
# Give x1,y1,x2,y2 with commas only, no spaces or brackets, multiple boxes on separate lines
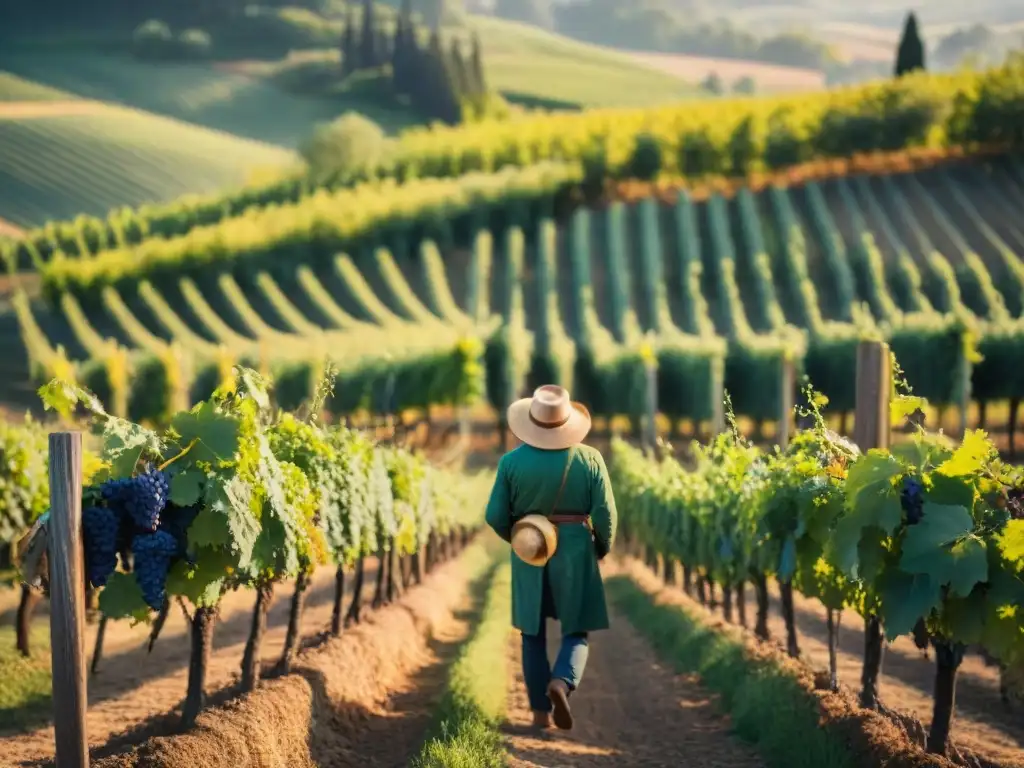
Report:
300,112,392,184
0,417,50,545
612,376,1024,667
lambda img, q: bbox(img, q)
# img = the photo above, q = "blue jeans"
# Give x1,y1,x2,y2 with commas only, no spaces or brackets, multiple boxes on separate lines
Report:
522,621,590,712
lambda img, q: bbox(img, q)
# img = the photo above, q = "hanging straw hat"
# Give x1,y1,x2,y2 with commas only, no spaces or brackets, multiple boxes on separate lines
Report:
507,385,592,451
511,514,558,567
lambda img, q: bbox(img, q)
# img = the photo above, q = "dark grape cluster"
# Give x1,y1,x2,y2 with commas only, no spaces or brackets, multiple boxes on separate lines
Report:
132,531,178,609
1007,487,1024,521
900,476,925,525
101,469,169,531
82,506,119,587
159,503,201,560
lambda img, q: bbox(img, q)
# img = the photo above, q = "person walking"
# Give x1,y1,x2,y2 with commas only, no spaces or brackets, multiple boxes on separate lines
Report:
485,385,617,731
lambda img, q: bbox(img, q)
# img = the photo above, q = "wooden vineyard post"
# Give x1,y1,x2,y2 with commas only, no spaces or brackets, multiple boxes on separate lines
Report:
777,356,795,449
48,432,89,768
643,356,657,452
709,354,726,439
854,340,891,710
854,341,891,452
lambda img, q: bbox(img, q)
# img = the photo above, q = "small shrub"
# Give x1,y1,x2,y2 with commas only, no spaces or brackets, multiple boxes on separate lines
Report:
627,133,663,181
132,19,175,60
271,51,343,95
299,112,391,184
177,29,213,60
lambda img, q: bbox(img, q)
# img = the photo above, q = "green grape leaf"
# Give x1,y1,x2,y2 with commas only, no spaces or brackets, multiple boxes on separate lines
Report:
828,515,863,577
891,394,927,425
935,429,995,477
943,592,987,645
946,537,989,597
188,507,231,549
38,379,107,420
986,563,1024,606
102,418,164,479
98,572,151,622
997,519,1024,564
166,552,229,607
845,450,903,512
900,503,974,562
857,526,889,583
880,571,941,639
206,476,260,569
170,402,241,465
926,472,976,510
170,470,205,507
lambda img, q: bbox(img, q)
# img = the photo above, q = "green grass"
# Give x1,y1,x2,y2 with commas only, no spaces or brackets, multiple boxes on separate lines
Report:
0,71,75,101
465,15,703,109
413,561,511,768
0,106,295,228
0,51,419,146
0,624,53,735
606,575,855,768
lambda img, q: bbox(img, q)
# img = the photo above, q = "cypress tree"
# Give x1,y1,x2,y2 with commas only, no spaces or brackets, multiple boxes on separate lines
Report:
393,0,415,93
448,39,469,98
360,0,377,69
341,5,357,77
895,11,926,76
416,28,461,124
470,32,486,95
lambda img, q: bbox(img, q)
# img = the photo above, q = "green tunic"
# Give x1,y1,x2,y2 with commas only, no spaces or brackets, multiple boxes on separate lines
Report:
485,443,618,636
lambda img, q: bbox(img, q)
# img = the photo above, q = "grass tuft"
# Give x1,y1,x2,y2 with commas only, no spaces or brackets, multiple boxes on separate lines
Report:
413,561,511,768
606,574,855,768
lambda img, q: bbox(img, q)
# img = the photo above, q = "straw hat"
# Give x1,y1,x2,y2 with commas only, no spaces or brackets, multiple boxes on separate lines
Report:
511,514,558,566
507,385,591,451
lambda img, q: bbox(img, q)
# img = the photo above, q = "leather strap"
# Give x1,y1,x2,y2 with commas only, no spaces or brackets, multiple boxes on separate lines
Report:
550,513,587,524
549,448,574,517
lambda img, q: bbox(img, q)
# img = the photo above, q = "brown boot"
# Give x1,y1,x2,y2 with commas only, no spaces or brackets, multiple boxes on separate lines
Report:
547,678,573,730
531,710,552,729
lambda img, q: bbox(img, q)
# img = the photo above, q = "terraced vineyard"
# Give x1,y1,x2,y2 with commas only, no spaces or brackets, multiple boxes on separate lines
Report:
0,103,296,228
7,155,1024,438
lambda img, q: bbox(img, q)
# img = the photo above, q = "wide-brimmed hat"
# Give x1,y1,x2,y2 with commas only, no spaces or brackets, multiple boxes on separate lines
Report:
511,514,558,566
507,385,591,450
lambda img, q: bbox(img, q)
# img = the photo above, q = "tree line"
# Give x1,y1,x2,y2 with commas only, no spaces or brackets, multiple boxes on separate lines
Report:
341,0,488,124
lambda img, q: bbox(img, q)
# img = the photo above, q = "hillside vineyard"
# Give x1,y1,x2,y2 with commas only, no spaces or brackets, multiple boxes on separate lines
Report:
8,156,1024,428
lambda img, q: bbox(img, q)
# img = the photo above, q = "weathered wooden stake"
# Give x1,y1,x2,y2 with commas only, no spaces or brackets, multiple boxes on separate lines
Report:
710,356,726,438
957,349,971,439
777,356,795,449
643,360,657,452
854,341,891,710
48,432,89,768
854,341,891,452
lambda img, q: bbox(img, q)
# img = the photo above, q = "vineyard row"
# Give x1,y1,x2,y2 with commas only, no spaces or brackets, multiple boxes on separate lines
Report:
14,162,1024,427
6,56,1024,268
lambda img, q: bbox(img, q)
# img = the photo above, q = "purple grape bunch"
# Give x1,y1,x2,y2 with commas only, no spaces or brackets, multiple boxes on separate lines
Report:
101,469,170,532
82,506,119,588
132,531,178,610
1006,487,1024,521
900,476,925,525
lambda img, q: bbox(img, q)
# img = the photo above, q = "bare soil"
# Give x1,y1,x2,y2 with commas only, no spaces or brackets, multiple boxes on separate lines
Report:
502,595,766,767
0,559,380,766
91,549,483,768
0,218,23,238
748,579,1024,764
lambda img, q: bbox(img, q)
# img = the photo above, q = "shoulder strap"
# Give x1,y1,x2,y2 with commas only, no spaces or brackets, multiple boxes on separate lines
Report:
549,448,574,516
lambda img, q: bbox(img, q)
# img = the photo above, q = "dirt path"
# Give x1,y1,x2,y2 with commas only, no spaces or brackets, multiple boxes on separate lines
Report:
0,218,23,238
0,559,380,765
740,580,1024,764
0,101,107,120
502,606,765,767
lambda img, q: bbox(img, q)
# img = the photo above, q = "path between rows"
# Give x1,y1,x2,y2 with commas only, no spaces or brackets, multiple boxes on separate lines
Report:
502,604,765,767
751,580,1024,763
0,559,380,765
